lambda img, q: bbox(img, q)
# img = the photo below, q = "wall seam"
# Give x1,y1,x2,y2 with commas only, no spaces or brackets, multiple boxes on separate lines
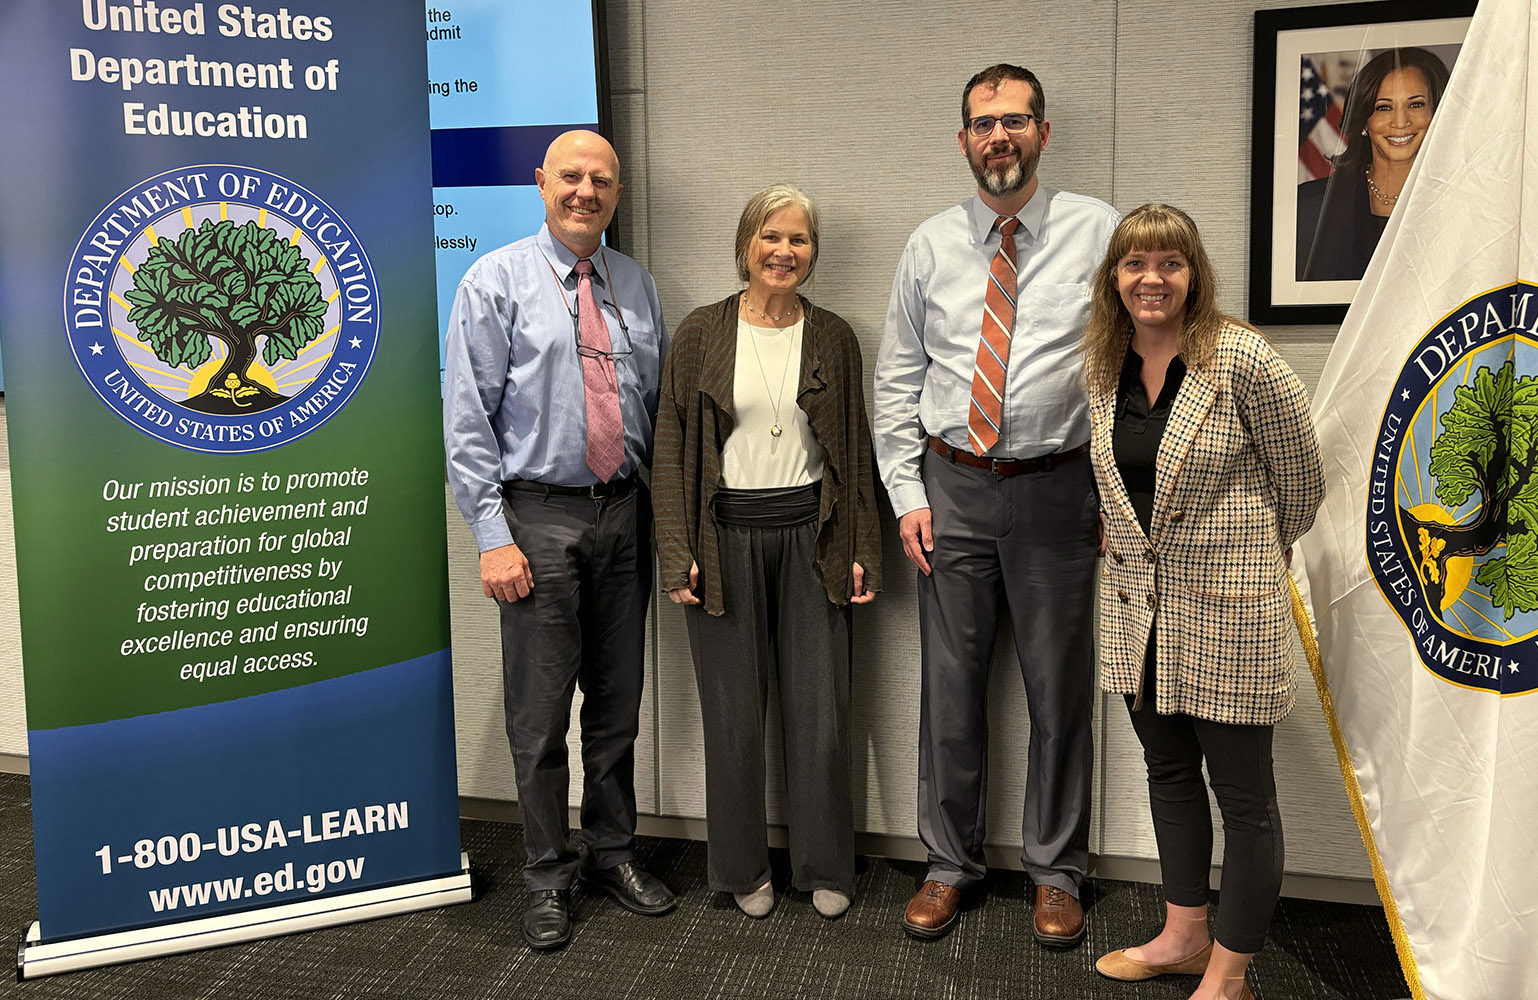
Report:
1096,0,1122,862
637,0,662,817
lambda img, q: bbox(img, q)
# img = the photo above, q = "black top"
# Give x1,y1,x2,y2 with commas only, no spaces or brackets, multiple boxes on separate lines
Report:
1295,173,1389,282
1112,347,1188,536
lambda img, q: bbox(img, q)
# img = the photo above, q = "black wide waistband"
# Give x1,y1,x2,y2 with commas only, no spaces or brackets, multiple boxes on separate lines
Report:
712,482,821,528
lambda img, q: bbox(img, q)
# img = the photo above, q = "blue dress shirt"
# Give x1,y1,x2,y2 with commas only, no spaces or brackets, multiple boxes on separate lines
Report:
443,224,667,551
873,188,1118,519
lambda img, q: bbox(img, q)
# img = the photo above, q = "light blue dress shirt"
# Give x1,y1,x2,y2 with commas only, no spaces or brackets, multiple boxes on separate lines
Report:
443,224,667,551
873,187,1118,519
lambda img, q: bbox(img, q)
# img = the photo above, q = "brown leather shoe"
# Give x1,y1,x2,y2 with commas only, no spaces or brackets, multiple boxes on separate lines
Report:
1095,939,1212,980
902,880,962,939
1033,884,1085,947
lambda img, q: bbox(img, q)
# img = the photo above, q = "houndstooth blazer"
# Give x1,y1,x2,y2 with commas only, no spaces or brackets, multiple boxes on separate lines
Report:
1089,322,1325,725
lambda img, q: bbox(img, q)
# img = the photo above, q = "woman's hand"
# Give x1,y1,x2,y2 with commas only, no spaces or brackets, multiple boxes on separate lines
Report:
850,562,876,604
667,561,702,605
1098,512,1108,557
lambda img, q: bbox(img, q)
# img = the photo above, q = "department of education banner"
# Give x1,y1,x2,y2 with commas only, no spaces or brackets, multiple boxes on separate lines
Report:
1300,0,1537,996
0,0,466,974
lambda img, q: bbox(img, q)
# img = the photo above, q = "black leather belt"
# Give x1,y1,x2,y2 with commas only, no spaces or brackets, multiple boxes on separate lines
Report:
503,476,638,499
927,437,1088,476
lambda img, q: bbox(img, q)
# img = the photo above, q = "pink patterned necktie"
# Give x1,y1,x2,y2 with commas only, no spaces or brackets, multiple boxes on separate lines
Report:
574,258,624,483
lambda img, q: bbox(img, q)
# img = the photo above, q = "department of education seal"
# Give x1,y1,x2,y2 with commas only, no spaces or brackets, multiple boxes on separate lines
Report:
1367,282,1538,696
63,164,379,454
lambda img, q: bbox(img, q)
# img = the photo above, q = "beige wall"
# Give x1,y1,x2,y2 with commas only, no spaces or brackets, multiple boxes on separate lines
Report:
0,0,1371,887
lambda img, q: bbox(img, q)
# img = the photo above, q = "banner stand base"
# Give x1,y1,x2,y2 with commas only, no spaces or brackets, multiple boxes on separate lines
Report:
16,851,473,980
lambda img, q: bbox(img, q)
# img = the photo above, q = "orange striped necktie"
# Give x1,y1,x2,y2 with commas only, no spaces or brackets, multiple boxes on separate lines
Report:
967,215,1020,455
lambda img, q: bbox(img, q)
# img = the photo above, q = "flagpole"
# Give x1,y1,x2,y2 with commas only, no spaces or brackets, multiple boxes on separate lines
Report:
1289,574,1424,1000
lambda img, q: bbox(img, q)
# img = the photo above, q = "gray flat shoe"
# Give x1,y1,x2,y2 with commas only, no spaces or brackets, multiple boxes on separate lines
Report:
733,882,774,918
813,889,851,919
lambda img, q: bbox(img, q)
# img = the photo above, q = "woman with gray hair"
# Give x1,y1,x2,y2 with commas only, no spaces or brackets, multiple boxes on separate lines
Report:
653,183,881,920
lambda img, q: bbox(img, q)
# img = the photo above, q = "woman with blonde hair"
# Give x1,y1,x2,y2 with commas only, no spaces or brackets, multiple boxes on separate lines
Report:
653,182,880,920
1084,204,1324,1000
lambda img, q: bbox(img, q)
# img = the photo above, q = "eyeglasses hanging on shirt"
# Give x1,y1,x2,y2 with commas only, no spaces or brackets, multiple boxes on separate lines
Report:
540,249,634,362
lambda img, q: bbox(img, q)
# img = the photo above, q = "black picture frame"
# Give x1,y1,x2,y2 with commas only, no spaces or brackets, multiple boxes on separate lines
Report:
1248,0,1475,325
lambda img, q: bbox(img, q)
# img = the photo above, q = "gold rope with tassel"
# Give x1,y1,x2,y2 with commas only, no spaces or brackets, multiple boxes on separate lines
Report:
1288,572,1423,1000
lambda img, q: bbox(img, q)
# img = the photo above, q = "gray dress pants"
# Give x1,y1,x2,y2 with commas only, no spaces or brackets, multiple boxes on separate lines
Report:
498,485,651,891
916,448,1098,895
684,492,855,895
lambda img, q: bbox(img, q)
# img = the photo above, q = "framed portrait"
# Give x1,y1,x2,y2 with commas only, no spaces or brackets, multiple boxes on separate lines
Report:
1248,0,1475,325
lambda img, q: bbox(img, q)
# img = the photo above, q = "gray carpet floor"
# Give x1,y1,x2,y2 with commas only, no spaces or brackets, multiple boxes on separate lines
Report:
0,772,1407,999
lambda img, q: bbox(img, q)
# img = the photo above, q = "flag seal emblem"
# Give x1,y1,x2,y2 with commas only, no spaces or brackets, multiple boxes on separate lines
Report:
62,164,380,454
1367,282,1538,695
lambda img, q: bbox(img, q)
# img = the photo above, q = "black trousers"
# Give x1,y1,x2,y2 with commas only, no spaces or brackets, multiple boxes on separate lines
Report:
498,486,652,891
1126,643,1284,953
684,487,855,895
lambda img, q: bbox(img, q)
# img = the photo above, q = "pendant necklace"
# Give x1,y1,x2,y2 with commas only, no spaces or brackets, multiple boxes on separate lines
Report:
745,311,798,438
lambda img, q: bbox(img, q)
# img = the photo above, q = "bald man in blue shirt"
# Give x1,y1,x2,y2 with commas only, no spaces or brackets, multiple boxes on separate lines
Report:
444,130,674,950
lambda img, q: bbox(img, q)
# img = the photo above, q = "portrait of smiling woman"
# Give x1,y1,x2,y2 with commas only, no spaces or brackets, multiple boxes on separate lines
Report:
1295,46,1452,282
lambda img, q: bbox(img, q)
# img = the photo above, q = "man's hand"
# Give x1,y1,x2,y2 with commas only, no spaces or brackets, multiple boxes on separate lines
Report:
481,543,533,602
899,508,934,576
667,561,702,605
850,562,877,604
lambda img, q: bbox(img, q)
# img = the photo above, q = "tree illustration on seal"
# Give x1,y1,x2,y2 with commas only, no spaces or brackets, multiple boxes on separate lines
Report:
122,218,328,414
1401,359,1538,619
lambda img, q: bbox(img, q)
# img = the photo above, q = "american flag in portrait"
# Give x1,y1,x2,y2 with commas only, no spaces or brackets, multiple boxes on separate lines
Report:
1297,56,1344,181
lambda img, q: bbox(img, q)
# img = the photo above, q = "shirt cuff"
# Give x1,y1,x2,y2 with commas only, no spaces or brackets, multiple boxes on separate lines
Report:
887,482,930,520
470,514,514,552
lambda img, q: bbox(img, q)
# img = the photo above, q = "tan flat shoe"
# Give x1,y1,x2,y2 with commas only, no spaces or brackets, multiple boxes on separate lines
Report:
1094,939,1213,981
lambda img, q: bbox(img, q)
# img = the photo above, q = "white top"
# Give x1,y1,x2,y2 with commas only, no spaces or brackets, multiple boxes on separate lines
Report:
722,318,826,489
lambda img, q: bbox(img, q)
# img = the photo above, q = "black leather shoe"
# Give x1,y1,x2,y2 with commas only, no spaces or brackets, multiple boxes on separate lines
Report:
523,889,572,949
580,861,676,915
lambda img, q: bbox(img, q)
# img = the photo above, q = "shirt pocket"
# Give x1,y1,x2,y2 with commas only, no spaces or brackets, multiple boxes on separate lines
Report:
1016,282,1089,347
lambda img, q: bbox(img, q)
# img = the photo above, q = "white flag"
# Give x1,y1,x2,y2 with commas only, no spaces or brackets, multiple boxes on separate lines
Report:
1300,1,1537,998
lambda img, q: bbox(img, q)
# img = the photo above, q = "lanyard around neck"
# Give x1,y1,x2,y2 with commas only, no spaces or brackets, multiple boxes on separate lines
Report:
540,246,615,316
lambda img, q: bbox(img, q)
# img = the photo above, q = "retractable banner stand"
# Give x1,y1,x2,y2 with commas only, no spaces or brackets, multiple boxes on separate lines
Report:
0,1,468,977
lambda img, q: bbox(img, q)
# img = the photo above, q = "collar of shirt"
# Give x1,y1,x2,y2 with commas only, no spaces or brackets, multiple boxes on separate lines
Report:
538,224,609,291
964,185,1049,245
1118,345,1189,412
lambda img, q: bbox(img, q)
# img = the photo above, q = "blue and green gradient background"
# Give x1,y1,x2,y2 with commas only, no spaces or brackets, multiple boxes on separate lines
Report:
0,0,462,940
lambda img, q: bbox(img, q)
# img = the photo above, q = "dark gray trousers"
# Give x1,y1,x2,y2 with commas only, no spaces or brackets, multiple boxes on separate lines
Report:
684,519,855,895
916,448,1098,895
498,486,651,891
1126,642,1283,953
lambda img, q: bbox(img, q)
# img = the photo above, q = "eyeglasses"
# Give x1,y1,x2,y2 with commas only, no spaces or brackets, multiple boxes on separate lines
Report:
540,249,634,362
966,112,1039,137
569,296,633,362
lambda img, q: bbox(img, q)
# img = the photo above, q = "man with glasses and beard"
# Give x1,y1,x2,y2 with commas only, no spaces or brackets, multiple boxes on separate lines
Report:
873,64,1117,947
443,129,673,951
